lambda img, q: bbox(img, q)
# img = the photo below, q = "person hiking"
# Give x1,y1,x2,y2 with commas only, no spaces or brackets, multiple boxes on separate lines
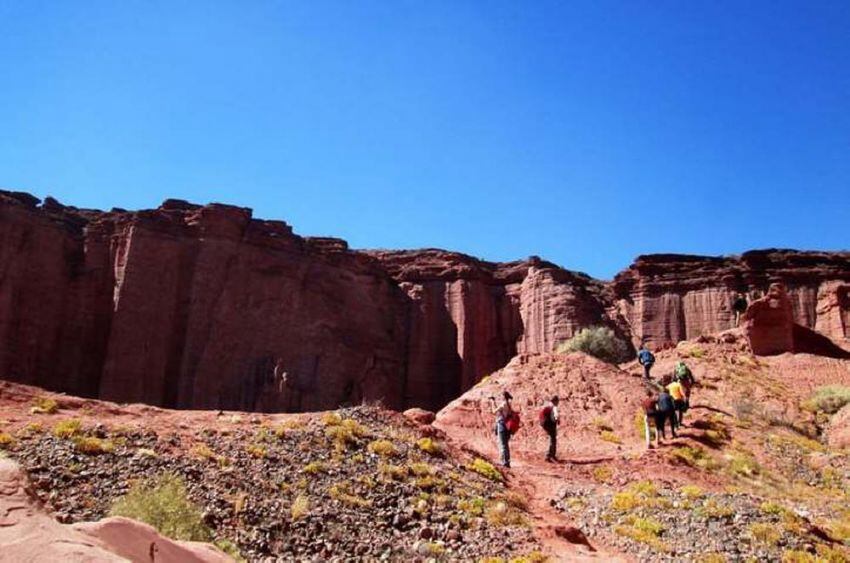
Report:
732,292,748,326
641,388,660,448
656,385,677,441
667,375,688,427
539,396,560,462
489,391,514,468
674,360,696,409
637,343,655,379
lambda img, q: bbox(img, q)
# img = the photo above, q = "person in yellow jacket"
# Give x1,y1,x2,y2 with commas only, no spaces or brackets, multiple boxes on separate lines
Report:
667,377,687,428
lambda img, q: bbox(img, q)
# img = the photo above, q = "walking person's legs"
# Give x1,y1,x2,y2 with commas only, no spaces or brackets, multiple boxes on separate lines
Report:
497,426,511,468
644,415,652,448
669,411,678,438
643,363,652,379
546,425,557,461
655,412,666,442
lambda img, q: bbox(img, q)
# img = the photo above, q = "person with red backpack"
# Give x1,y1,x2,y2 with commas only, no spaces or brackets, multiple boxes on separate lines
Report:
539,396,560,462
489,391,516,468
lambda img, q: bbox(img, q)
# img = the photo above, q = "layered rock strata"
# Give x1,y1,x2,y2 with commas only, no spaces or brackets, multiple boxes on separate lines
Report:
1,190,849,412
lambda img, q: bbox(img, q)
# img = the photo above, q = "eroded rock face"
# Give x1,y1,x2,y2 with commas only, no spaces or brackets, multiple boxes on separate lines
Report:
0,191,407,412
742,283,795,355
613,251,850,349
2,190,849,412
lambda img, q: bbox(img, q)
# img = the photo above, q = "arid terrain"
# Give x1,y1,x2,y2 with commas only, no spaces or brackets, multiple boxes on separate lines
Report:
1,191,850,561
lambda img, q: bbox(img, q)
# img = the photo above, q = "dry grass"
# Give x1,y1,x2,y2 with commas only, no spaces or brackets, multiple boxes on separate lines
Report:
53,419,82,438
290,494,309,520
467,458,503,482
30,397,59,415
366,439,398,457
73,436,115,455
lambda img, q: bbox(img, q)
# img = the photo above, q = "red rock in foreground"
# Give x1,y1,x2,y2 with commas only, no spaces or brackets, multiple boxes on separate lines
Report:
0,457,230,562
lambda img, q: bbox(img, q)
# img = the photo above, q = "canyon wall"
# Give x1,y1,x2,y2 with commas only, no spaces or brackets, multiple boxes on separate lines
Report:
1,190,849,412
613,251,850,349
0,191,407,412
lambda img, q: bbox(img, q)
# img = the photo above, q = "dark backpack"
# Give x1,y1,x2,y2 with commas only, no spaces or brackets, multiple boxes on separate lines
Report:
657,393,675,412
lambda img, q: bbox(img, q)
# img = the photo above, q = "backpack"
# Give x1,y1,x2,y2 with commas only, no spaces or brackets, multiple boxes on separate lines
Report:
505,411,521,435
639,349,655,366
675,362,694,384
538,406,553,427
657,393,675,412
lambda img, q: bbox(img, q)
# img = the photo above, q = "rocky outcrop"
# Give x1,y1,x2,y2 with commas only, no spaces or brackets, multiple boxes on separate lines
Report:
0,457,230,562
742,283,796,355
0,191,407,412
366,250,619,408
2,190,849,413
613,251,850,349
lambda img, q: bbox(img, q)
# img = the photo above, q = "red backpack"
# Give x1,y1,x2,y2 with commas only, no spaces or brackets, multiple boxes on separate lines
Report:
504,411,521,434
538,406,553,426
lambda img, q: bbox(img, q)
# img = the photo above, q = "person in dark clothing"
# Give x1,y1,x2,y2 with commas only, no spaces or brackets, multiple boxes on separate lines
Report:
641,388,659,448
732,293,748,326
541,396,560,462
656,387,677,441
637,344,655,379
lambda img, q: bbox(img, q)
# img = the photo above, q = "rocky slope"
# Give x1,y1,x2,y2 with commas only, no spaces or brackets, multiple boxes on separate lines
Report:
436,335,850,562
0,382,542,561
2,189,849,413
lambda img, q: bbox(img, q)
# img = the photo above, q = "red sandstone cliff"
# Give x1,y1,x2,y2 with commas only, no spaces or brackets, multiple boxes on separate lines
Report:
613,251,850,349
0,191,407,412
2,190,849,413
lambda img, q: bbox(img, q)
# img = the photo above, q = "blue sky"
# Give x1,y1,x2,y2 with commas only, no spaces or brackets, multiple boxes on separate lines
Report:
1,1,848,278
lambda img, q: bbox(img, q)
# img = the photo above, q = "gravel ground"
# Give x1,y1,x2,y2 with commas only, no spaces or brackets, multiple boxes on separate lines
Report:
7,407,541,561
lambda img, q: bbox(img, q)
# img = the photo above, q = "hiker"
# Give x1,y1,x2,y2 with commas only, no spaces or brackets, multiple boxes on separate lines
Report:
637,343,655,379
656,385,677,441
539,396,560,462
732,293,748,326
674,360,696,410
641,388,660,448
667,374,688,427
489,391,515,468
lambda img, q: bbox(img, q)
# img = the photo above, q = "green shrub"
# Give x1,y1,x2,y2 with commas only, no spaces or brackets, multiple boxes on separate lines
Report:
110,473,211,541
467,458,503,482
556,326,628,364
73,436,115,455
30,397,58,415
416,437,443,456
0,432,15,449
800,386,850,414
53,419,82,438
367,439,398,457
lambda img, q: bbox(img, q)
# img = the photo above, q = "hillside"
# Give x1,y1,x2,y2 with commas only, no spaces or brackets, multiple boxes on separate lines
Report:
436,332,850,561
0,381,543,561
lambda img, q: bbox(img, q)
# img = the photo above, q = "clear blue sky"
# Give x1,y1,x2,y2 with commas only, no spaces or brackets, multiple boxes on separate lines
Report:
1,1,848,278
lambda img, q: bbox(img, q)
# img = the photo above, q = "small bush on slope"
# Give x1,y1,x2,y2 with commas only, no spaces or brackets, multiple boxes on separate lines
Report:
800,386,850,415
557,326,629,364
110,473,211,542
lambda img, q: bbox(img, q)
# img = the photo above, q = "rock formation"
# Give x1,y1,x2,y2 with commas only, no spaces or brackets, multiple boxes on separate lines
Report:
0,191,407,412
613,251,850,349
1,190,849,412
741,283,796,355
0,457,230,562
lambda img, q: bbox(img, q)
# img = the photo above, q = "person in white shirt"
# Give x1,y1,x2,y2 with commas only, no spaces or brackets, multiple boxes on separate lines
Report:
542,396,560,462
